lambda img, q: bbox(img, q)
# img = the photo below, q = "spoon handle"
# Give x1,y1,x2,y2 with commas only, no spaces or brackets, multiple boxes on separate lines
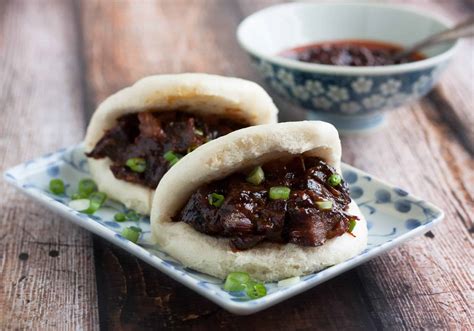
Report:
393,16,474,60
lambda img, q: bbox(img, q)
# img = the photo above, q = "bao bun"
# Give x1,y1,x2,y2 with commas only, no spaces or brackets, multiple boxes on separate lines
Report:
151,121,368,281
84,74,279,214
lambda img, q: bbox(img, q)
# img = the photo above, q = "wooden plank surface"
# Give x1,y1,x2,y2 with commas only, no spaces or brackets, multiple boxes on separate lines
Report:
1,0,472,329
0,0,99,330
79,0,473,330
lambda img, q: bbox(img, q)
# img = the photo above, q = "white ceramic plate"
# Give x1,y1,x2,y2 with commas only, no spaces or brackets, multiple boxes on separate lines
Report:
4,145,444,315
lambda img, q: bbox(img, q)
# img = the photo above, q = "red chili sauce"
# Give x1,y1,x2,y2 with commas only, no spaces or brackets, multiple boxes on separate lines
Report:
279,40,426,66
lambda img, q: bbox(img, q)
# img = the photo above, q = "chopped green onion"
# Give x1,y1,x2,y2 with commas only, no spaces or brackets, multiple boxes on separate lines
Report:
245,281,267,299
187,145,198,154
164,151,181,166
316,200,333,210
114,213,126,222
49,179,65,195
164,150,176,161
328,173,342,187
78,178,97,196
71,192,88,200
224,272,250,292
194,128,204,136
129,226,142,232
68,199,90,211
269,186,291,200
126,210,140,222
82,192,107,214
277,276,300,287
348,219,357,232
126,158,146,173
208,193,225,207
246,166,265,185
121,226,140,243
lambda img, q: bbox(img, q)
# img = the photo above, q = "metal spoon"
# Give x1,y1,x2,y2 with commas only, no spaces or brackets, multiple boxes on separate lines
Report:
392,15,474,61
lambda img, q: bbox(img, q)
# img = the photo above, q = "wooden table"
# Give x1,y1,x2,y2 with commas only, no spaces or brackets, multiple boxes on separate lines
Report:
1,0,472,329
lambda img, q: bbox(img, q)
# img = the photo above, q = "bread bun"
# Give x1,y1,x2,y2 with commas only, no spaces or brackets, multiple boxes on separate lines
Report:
84,74,279,214
151,121,367,281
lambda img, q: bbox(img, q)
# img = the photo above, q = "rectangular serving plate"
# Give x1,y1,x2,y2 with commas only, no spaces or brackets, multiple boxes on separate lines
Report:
4,145,444,315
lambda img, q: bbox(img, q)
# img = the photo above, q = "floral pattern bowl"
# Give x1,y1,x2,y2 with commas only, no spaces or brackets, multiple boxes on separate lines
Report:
4,145,444,314
237,3,457,132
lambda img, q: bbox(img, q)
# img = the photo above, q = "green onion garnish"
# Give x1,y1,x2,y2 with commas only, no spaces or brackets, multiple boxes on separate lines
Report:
246,166,265,185
164,151,181,166
316,200,333,210
71,192,88,200
121,226,140,243
208,193,225,207
328,173,342,187
68,199,90,211
78,178,97,196
114,213,126,222
126,210,141,222
246,281,267,299
49,179,65,195
187,145,198,154
129,226,142,233
224,272,251,292
83,192,107,214
126,158,146,173
269,186,291,200
164,150,176,161
277,276,301,287
348,219,357,232
194,128,204,136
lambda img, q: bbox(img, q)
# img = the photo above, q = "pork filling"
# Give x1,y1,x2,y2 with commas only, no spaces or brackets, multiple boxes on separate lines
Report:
86,111,246,188
176,156,359,250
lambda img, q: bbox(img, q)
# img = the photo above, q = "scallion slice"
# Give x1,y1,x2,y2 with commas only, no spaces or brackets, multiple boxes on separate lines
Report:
246,166,265,185
121,226,140,243
78,178,97,196
208,193,225,207
164,151,181,166
129,226,142,233
277,276,301,287
348,219,357,232
126,210,140,222
194,128,204,136
126,158,146,173
114,213,126,222
316,200,333,210
82,192,107,214
245,281,267,299
224,272,251,292
49,179,65,195
328,173,342,187
68,199,90,211
269,186,291,200
187,145,198,154
71,192,88,200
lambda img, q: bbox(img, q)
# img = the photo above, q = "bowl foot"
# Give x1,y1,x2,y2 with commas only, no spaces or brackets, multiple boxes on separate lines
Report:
305,112,387,134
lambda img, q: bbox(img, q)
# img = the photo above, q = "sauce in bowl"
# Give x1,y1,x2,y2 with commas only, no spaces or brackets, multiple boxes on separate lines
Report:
279,40,426,66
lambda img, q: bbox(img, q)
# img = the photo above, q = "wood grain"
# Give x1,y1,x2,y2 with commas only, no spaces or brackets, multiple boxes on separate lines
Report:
0,0,98,329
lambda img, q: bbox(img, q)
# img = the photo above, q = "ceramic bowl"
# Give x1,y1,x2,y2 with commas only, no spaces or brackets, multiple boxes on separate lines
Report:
237,3,457,132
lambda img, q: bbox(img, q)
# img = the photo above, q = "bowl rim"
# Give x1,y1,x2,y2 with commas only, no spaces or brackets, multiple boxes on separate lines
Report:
236,2,459,75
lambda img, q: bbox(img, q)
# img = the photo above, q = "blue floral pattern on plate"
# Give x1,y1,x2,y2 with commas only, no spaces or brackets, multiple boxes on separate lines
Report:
4,145,444,315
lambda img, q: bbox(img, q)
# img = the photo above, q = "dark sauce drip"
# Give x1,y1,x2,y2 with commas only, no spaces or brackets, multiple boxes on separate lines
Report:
86,111,246,188
280,39,425,66
176,156,358,250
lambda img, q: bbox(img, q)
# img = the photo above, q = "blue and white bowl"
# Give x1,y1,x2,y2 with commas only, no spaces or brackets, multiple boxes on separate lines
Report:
237,3,457,132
